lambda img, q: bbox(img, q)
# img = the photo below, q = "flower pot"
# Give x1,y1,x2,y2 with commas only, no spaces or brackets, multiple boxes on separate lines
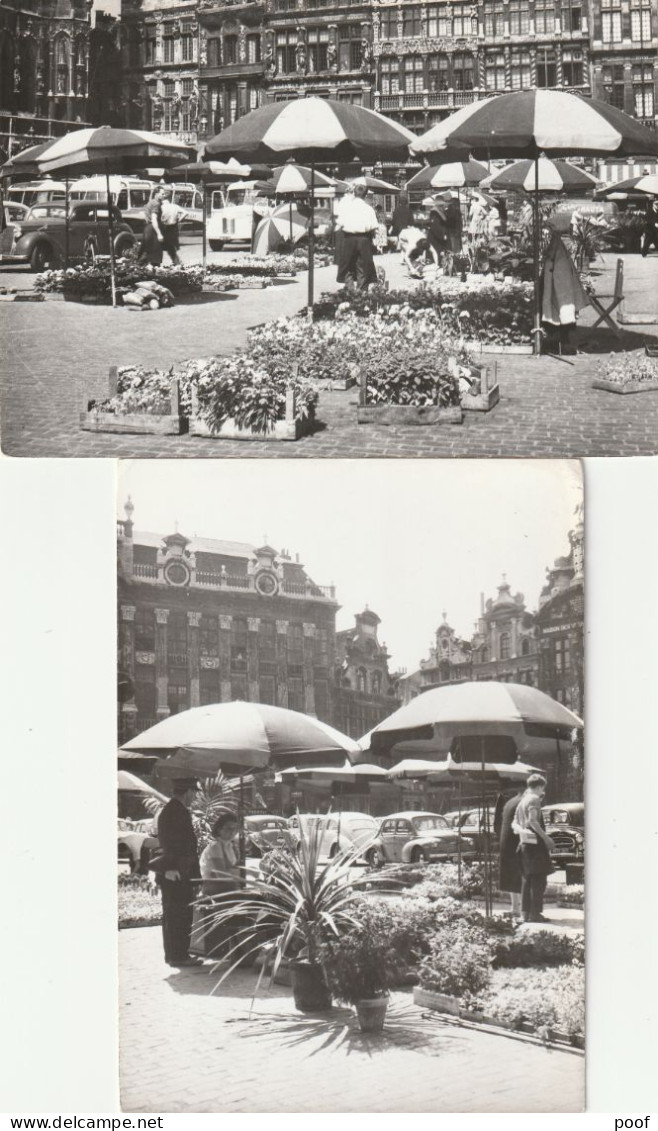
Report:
290,961,332,1012
355,996,388,1033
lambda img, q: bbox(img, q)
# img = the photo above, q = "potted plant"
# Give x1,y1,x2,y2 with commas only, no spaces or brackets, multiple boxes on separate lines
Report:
195,815,368,1012
321,910,408,1032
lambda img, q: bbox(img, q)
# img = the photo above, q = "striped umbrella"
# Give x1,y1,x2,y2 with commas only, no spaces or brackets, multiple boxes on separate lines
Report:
481,157,600,193
270,163,336,195
410,90,658,353
406,160,489,192
347,174,401,193
205,98,415,310
597,172,658,197
252,201,308,255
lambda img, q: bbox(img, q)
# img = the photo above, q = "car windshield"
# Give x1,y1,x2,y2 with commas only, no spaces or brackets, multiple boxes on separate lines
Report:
413,816,448,832
544,807,584,827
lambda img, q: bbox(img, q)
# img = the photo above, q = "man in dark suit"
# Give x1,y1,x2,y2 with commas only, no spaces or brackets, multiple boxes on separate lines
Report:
495,785,525,921
155,778,201,967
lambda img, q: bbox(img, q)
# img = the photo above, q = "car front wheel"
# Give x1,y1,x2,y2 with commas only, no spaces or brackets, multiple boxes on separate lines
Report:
366,846,383,868
410,847,430,864
30,242,57,271
209,239,224,251
114,233,135,258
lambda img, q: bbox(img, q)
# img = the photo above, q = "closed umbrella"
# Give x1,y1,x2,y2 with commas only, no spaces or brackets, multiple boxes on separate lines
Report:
205,97,415,311
481,157,600,193
24,126,195,306
411,90,658,353
406,160,489,192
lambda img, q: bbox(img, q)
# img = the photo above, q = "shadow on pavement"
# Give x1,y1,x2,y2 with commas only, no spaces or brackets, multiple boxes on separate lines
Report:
165,963,293,1003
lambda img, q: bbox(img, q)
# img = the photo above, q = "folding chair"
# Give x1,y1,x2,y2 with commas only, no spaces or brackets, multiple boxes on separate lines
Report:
588,258,624,335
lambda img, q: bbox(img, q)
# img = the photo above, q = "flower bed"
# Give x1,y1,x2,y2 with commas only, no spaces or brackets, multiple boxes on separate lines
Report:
312,279,534,348
81,366,188,434
35,260,204,304
592,352,658,394
118,874,161,928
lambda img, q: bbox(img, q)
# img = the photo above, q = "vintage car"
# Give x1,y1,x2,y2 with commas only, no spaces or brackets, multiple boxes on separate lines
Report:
542,802,585,866
0,200,136,270
366,811,475,866
244,814,289,856
117,818,158,872
287,812,379,859
0,201,28,259
453,807,498,854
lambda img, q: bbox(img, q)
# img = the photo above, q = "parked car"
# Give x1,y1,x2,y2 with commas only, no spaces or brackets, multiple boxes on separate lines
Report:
453,807,498,854
287,812,379,859
244,814,289,856
542,802,584,866
0,201,28,260
2,200,136,270
366,811,475,866
117,818,157,872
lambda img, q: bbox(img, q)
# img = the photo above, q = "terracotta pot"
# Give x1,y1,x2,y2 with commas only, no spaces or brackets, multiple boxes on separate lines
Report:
355,996,388,1033
290,961,332,1012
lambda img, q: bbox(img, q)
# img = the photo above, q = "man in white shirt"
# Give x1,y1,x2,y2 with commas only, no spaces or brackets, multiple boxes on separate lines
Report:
512,773,556,922
335,184,378,290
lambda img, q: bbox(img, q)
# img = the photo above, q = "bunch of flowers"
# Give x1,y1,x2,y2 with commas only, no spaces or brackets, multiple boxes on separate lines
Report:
600,351,658,386
34,260,204,301
464,965,585,1043
91,365,177,416
205,256,278,278
418,919,493,997
193,354,318,434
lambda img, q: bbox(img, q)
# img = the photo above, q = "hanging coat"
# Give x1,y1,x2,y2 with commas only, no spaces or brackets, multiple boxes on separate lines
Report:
541,232,590,327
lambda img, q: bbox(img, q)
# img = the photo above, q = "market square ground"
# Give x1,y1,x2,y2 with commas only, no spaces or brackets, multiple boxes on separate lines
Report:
1,245,657,458
119,917,584,1114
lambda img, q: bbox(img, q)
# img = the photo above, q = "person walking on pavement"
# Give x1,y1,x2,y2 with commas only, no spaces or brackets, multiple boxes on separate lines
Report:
335,183,378,290
495,785,525,921
513,773,556,923
137,185,166,266
641,197,658,257
159,188,186,267
152,778,202,967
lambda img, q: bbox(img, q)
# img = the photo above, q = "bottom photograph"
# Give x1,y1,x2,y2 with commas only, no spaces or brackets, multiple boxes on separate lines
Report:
116,458,584,1114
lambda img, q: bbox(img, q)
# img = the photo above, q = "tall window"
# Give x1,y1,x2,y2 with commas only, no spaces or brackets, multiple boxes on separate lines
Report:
339,24,362,70
287,623,304,669
428,53,449,91
403,55,424,92
453,52,474,89
633,64,654,117
561,0,582,31
371,670,382,695
485,50,507,90
452,3,478,34
145,36,156,65
224,35,238,64
200,614,218,658
509,0,531,33
276,30,297,73
536,47,557,87
602,63,625,108
247,34,261,63
288,678,305,712
499,632,510,660
168,611,188,667
163,78,175,98
307,27,328,71
630,0,652,40
380,56,399,94
163,36,174,63
380,8,398,37
181,34,193,62
208,38,221,67
403,6,423,36
601,0,622,41
200,669,220,706
314,628,329,666
555,638,565,672
231,616,248,672
521,637,531,656
510,49,532,88
228,85,238,122
356,668,367,693
562,47,583,85
259,619,276,661
534,0,556,32
259,676,276,705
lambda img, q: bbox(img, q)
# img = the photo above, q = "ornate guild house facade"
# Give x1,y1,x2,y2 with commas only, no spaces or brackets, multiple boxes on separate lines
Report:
334,607,401,738
120,0,201,143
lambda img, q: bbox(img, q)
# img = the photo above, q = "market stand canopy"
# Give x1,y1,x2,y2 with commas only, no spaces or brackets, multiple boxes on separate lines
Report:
204,97,416,164
406,159,489,191
481,157,600,193
32,126,195,176
410,89,658,159
597,172,658,196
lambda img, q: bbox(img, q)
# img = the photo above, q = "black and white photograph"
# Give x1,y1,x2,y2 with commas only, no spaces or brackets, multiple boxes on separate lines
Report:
116,458,584,1113
1,0,658,458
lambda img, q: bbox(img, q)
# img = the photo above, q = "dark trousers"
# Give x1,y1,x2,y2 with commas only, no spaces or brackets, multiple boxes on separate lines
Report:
137,223,163,266
336,233,377,290
159,878,194,963
520,842,552,920
162,225,182,266
641,228,658,256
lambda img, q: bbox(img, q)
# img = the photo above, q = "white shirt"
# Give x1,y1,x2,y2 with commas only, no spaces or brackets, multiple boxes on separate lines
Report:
336,195,378,234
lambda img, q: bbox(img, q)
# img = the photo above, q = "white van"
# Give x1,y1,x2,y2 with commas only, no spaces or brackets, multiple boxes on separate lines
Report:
207,180,272,250
6,180,66,207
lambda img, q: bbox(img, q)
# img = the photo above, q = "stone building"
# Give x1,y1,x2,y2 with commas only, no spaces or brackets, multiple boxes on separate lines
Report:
589,0,657,133
0,0,92,160
400,612,473,702
333,607,401,738
535,501,584,715
120,0,201,143
196,0,267,138
117,499,339,744
471,576,540,685
88,12,123,127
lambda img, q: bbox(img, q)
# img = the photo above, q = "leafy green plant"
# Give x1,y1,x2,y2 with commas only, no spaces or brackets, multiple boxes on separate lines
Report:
601,352,658,386
321,919,403,1004
34,261,203,301
465,966,585,1043
492,929,583,969
362,340,461,408
141,774,237,851
418,919,493,997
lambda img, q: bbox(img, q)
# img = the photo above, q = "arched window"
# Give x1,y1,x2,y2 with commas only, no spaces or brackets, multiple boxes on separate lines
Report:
55,35,70,96
371,670,382,696
521,637,531,656
500,633,510,660
480,647,488,664
356,668,367,693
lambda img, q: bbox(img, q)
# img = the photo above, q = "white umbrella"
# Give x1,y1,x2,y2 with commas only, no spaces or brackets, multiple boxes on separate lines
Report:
117,770,167,802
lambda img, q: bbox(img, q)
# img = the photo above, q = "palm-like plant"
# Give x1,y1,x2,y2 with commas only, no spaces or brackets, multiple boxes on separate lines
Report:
142,773,237,850
194,814,379,999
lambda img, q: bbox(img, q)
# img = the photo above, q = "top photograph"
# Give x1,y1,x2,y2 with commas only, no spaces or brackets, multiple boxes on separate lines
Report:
1,0,657,459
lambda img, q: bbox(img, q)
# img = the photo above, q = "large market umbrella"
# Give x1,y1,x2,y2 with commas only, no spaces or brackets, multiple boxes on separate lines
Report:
278,760,389,837
270,164,337,245
204,98,415,311
26,126,195,306
411,90,658,353
481,157,600,193
169,160,272,266
406,160,489,192
388,756,541,784
597,172,658,197
0,140,59,179
117,769,167,802
347,174,401,193
252,200,308,255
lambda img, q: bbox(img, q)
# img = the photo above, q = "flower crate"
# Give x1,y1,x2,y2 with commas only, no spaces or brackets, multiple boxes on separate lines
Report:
80,367,187,435
592,378,658,395
189,387,313,442
413,987,584,1049
461,362,500,413
462,339,533,357
357,369,463,426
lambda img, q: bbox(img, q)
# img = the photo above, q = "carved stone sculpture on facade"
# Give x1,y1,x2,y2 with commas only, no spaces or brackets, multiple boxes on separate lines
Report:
361,38,372,70
327,41,337,72
295,41,306,74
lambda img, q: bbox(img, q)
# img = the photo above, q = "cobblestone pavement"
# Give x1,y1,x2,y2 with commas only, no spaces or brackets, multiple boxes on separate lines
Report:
1,248,656,458
119,926,584,1113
